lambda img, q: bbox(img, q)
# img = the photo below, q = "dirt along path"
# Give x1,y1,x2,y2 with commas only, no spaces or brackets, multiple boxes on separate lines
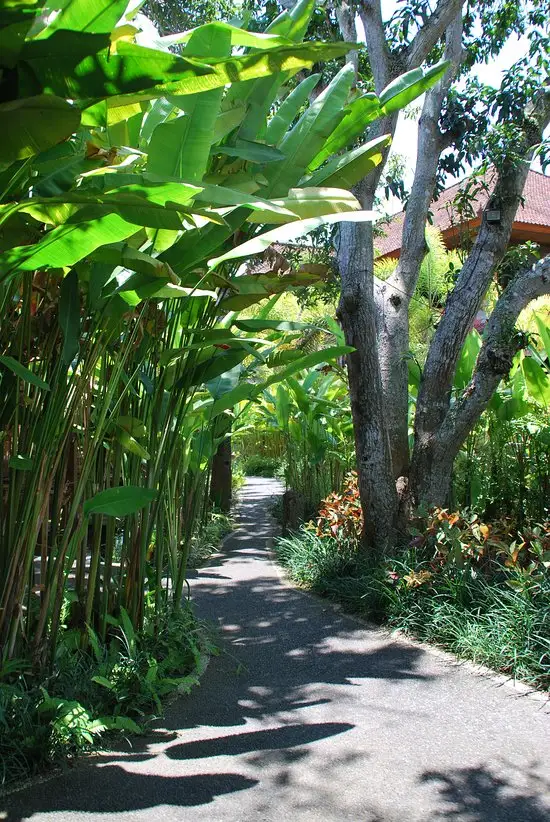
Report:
4,477,550,822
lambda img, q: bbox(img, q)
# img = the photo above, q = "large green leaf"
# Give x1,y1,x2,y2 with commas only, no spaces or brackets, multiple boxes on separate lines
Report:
206,362,243,399
262,345,354,389
36,0,129,36
59,270,80,365
31,138,99,197
302,134,391,189
217,277,272,311
139,97,174,150
20,34,214,102
265,73,321,146
209,210,376,268
83,486,157,517
286,0,318,41
161,22,294,51
91,244,179,281
246,187,360,224
19,190,186,230
211,343,354,413
0,96,80,164
265,63,356,197
307,93,381,171
196,184,296,220
209,383,257,416
0,0,45,29
115,430,151,460
212,103,247,143
454,330,482,391
85,176,201,205
158,207,249,277
233,319,314,332
148,24,231,183
521,355,550,406
148,113,215,183
0,213,139,281
213,140,286,164
534,313,550,360
379,61,449,114
225,0,318,143
109,42,357,108
0,355,50,390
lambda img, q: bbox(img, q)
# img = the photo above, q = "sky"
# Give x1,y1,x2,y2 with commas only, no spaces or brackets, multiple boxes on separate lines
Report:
355,6,546,214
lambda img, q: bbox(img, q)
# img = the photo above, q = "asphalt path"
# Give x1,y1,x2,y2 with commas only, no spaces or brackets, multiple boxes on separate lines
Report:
4,477,550,822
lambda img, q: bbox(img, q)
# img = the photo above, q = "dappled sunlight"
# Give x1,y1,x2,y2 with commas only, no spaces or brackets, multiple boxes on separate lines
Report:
3,479,549,822
421,760,550,822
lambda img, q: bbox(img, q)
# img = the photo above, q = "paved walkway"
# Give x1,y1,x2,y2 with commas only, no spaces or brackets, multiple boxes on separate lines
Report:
4,478,550,822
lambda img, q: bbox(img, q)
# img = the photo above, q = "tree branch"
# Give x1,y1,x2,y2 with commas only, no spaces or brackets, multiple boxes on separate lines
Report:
410,88,550,502
413,89,550,443
389,11,464,298
405,0,465,69
373,13,463,479
358,0,392,93
437,255,550,456
334,0,359,75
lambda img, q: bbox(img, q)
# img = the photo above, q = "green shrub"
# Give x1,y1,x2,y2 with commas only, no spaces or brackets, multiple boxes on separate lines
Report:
274,511,550,690
275,527,360,590
0,604,210,790
187,511,234,568
241,455,280,477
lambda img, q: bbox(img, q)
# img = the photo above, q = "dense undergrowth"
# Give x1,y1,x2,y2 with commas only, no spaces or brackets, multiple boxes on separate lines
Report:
0,503,234,792
275,495,550,691
0,604,213,790
187,510,234,568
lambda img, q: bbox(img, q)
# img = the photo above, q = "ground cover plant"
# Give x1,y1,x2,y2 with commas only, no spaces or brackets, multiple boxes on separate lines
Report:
275,472,550,690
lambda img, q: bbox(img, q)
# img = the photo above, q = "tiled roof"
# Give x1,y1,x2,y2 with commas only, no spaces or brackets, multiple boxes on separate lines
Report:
374,168,550,258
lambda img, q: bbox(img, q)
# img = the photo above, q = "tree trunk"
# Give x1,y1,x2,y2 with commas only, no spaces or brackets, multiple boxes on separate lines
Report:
210,436,232,513
337,216,398,551
334,0,465,541
413,255,550,506
375,15,463,481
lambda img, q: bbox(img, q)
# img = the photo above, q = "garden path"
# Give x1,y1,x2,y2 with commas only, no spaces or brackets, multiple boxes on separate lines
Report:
4,477,550,822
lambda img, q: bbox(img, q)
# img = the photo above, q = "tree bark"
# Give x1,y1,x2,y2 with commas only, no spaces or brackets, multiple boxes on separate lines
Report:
333,0,549,532
375,14,463,480
335,0,466,543
337,217,397,551
410,90,550,506
210,435,232,513
413,255,550,505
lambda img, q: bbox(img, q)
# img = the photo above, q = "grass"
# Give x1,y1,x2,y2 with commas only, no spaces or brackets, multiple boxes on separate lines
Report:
274,528,550,691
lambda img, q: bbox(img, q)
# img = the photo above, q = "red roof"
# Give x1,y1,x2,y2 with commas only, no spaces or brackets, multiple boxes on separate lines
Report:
374,168,550,259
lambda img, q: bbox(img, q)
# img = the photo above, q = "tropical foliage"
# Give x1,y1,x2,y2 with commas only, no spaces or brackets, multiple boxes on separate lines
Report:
0,0,448,785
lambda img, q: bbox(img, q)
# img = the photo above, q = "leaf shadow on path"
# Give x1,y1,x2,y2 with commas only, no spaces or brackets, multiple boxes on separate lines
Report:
421,760,550,822
3,480,548,822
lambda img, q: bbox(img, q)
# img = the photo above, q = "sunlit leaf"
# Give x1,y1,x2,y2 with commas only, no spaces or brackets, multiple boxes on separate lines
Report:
83,486,157,517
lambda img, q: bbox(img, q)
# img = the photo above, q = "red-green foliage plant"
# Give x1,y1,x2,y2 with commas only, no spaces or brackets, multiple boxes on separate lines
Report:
313,471,363,541
408,509,550,589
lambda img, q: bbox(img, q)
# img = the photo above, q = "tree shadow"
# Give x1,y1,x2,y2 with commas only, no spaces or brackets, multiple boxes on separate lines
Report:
3,770,258,821
421,762,550,821
165,722,354,760
2,722,355,821
0,478,450,822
